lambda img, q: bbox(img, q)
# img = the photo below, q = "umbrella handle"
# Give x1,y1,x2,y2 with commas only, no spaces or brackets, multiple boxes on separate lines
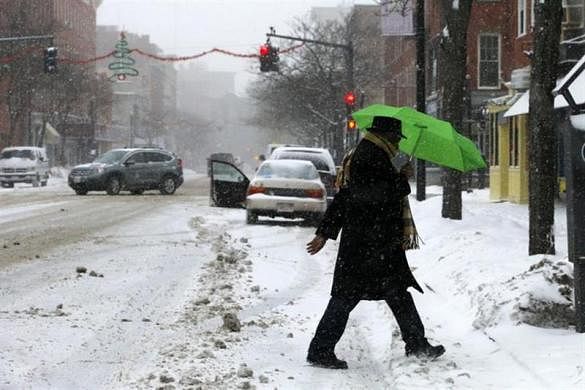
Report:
408,125,425,161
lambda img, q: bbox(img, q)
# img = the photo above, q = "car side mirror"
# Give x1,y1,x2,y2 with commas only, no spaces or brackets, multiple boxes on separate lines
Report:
124,160,135,166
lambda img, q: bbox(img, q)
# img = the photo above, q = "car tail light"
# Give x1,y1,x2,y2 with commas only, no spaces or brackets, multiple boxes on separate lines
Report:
305,188,324,198
247,185,265,195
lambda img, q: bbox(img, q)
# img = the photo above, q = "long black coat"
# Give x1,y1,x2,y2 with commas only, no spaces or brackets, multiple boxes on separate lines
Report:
316,139,423,300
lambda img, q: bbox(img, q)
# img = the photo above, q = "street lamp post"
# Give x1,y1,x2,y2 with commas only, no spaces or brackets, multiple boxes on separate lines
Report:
555,55,585,333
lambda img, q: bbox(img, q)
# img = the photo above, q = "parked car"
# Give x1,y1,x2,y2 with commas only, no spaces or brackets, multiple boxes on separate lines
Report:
269,146,337,204
68,147,183,195
265,143,301,158
0,146,49,188
209,159,327,225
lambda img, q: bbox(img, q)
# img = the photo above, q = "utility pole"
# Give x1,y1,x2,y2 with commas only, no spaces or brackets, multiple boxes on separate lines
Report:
266,30,354,163
415,0,426,201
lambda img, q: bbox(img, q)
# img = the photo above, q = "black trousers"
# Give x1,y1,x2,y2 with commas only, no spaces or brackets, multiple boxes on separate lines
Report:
308,290,426,356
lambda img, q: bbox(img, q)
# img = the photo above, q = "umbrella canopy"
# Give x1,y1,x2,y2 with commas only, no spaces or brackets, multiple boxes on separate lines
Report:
352,104,487,172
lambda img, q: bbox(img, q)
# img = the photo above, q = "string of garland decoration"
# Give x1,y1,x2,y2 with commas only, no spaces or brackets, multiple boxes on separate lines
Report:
0,46,42,64
0,43,305,65
61,51,117,65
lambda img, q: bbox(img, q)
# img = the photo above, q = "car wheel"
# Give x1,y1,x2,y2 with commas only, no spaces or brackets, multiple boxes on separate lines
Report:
32,174,40,187
246,210,258,224
1,182,14,188
159,176,177,195
130,189,144,195
106,176,121,195
75,188,88,195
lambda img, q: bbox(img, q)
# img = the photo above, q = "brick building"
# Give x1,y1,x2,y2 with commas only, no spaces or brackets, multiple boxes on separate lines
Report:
0,0,103,164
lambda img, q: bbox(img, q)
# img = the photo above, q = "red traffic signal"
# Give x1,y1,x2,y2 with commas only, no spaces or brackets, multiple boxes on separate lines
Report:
344,91,356,106
259,44,270,57
259,43,279,72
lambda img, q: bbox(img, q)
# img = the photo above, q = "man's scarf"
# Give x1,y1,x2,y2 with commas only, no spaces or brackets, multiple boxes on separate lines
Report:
336,131,421,250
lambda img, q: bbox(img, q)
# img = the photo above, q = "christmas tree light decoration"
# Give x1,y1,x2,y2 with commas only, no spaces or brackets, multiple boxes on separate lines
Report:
108,32,139,81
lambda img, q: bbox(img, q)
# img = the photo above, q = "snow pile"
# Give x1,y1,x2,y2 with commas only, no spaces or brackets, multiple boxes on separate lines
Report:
130,215,269,389
49,166,69,178
472,257,574,329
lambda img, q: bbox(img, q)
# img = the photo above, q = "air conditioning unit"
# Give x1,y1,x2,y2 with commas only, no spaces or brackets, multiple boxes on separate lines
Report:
510,67,531,91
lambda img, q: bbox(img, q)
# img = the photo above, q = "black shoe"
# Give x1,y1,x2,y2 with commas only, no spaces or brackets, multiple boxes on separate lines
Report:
307,353,349,369
405,341,446,359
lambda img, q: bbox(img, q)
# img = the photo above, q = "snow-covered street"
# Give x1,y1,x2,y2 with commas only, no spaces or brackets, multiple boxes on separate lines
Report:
0,174,583,389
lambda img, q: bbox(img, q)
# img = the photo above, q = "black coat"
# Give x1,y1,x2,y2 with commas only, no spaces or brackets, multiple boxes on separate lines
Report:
316,139,423,300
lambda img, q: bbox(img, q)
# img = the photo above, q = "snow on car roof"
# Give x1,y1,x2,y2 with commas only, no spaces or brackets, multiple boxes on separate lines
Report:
260,159,315,168
273,146,328,153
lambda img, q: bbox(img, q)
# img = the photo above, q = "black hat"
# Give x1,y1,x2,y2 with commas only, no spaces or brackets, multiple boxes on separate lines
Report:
368,116,407,138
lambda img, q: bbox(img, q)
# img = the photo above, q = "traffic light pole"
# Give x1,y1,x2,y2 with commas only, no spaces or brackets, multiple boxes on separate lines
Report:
266,32,354,163
0,34,54,43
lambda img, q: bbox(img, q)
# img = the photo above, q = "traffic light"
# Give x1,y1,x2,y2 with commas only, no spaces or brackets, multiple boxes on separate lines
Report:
347,117,357,132
343,91,356,107
259,43,279,72
44,47,58,74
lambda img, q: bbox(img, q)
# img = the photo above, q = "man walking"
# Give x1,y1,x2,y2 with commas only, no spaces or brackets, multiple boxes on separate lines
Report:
306,116,445,369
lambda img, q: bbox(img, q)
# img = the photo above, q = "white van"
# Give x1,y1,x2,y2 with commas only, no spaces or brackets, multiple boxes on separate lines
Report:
0,146,50,188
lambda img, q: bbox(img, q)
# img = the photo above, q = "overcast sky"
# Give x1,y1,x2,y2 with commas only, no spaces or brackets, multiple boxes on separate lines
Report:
97,0,373,94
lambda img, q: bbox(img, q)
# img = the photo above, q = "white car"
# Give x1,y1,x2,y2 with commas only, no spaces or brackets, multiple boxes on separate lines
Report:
269,146,337,205
209,158,327,225
0,146,50,188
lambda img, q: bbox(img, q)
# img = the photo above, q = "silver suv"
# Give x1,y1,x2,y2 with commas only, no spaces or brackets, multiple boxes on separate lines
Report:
68,148,183,195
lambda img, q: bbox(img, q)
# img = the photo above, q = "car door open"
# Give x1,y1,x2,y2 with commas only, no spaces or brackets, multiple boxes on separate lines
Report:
210,160,249,207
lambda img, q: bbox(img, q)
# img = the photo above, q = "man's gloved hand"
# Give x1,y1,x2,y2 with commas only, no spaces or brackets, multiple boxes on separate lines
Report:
400,161,414,179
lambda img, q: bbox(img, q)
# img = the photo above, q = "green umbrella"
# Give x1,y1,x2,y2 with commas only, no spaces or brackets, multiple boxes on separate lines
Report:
352,104,487,172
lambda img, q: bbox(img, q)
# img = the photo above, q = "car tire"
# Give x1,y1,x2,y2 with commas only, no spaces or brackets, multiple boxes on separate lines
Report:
41,180,47,187
1,182,14,188
130,189,144,195
246,210,258,224
32,174,40,187
159,176,177,195
106,176,121,195
75,188,88,195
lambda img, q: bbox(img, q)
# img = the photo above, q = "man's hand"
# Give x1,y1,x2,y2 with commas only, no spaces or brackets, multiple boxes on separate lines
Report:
400,161,414,179
306,235,326,255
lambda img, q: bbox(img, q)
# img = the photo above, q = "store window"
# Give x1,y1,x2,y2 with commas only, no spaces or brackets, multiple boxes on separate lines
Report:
509,117,520,167
489,113,499,166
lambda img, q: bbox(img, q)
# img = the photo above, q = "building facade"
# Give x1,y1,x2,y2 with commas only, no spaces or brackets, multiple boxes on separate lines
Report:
0,0,102,165
96,26,177,152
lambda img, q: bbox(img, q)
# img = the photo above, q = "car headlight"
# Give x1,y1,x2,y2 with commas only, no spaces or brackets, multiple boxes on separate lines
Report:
90,166,104,174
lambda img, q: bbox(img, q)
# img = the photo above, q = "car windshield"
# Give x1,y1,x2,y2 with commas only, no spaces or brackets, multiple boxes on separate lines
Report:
94,150,128,164
273,152,330,171
1,149,34,160
256,161,319,180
